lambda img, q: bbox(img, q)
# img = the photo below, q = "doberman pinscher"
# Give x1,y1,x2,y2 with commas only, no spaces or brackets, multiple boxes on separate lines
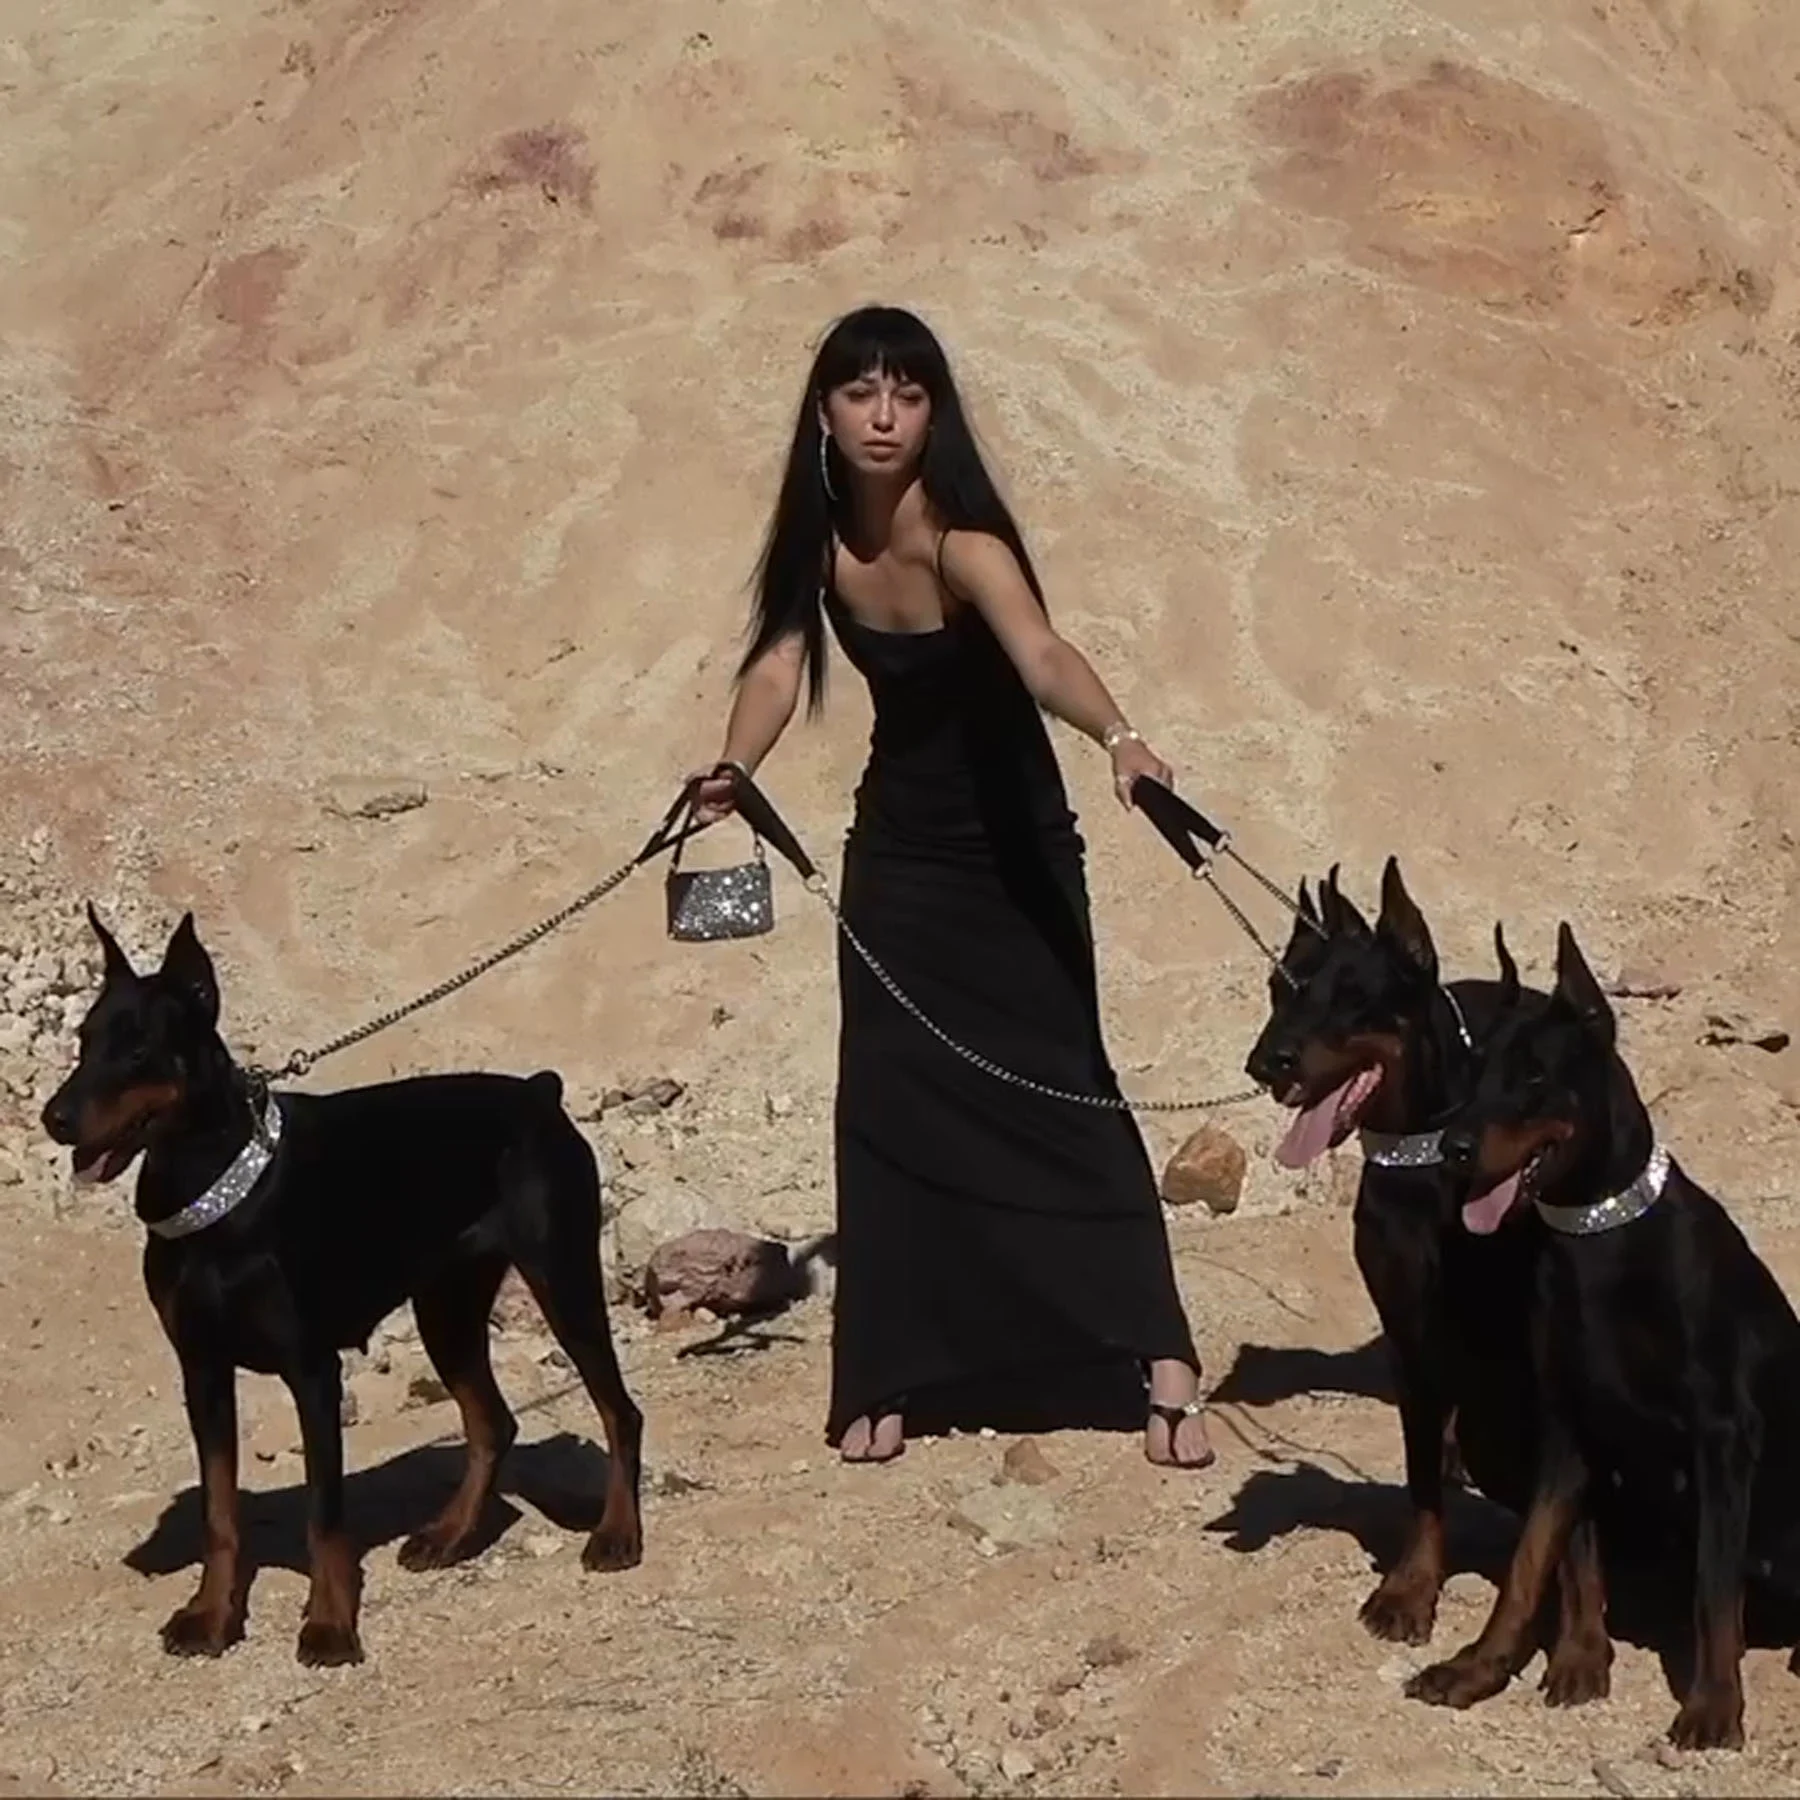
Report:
1245,861,1612,1702
1414,921,1800,1750
39,907,644,1666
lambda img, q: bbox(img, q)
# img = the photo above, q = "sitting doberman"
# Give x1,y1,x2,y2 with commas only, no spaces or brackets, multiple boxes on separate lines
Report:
40,906,643,1666
1245,862,1611,1702
1415,921,1800,1750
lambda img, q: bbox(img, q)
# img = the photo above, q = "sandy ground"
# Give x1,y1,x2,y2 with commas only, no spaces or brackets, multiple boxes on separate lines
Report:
5,0,1800,1791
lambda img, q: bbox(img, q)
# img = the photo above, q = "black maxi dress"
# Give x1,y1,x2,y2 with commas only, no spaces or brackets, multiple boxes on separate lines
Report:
823,561,1199,1445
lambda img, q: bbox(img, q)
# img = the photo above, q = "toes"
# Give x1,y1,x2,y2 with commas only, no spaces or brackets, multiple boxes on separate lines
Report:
296,1620,363,1667
1359,1584,1436,1646
582,1523,644,1573
397,1530,470,1573
160,1605,243,1658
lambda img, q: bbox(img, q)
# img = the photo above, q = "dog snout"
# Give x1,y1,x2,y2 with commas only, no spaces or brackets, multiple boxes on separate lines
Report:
41,1091,79,1145
1246,1039,1299,1088
1439,1126,1478,1174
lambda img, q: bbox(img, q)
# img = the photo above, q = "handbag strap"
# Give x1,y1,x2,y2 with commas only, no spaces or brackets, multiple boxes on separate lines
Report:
666,780,765,876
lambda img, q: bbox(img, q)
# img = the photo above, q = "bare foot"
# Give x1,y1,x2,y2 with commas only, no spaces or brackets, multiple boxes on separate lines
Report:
839,1411,905,1464
1145,1360,1215,1469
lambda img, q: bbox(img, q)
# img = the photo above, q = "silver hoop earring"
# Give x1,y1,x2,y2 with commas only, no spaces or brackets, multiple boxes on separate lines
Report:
819,433,838,503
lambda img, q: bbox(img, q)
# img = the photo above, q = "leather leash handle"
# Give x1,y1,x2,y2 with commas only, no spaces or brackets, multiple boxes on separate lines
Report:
1130,775,1226,871
720,765,820,883
634,778,709,866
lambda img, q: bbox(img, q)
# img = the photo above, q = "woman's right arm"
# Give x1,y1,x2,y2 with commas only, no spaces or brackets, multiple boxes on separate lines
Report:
692,632,805,822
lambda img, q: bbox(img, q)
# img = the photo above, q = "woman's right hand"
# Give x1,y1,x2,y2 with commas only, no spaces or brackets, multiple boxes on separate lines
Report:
688,764,740,827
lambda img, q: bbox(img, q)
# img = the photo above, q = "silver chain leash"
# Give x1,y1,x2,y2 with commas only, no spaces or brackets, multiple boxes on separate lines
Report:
252,853,646,1082
808,878,1262,1114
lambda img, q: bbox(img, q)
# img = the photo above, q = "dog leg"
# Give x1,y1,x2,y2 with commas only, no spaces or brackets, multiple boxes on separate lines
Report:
160,1355,248,1657
1408,1460,1584,1710
1669,1424,1755,1751
399,1254,516,1572
286,1354,364,1666
1361,1336,1450,1645
1540,1517,1613,1707
518,1261,643,1574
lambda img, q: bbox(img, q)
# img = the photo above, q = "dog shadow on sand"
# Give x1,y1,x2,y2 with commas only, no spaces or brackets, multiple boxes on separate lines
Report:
125,1428,618,1584
1203,1334,1800,1708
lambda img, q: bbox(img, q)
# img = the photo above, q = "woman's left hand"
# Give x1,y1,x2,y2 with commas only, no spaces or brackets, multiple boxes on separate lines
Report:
1110,735,1174,809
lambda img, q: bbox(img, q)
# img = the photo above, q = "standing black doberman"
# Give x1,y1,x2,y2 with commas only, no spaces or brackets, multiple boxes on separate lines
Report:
1245,861,1611,1702
40,906,643,1665
1415,921,1800,1750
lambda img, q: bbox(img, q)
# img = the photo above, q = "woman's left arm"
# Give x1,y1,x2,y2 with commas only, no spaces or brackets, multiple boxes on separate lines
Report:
943,529,1173,807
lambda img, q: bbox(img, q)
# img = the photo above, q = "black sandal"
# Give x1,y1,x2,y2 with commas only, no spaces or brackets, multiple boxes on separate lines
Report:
1147,1397,1216,1471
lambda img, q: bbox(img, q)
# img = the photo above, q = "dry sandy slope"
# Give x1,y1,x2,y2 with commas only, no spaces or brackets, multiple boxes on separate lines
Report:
4,0,1800,1792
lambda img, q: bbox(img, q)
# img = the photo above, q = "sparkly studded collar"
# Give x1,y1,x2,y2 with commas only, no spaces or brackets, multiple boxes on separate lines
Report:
1355,988,1477,1171
1534,1143,1671,1237
146,1089,284,1241
1359,1126,1445,1168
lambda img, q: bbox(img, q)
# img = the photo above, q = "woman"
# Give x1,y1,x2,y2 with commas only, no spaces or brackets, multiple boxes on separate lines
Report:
694,305,1213,1469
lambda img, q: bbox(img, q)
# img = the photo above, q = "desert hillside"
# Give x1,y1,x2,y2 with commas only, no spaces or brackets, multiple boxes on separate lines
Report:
3,0,1800,1793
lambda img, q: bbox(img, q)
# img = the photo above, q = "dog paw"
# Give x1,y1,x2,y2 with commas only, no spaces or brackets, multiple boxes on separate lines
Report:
1668,1689,1745,1753
581,1521,643,1573
1359,1581,1436,1646
296,1619,364,1668
160,1604,243,1658
1541,1641,1613,1708
1406,1651,1509,1710
397,1529,474,1573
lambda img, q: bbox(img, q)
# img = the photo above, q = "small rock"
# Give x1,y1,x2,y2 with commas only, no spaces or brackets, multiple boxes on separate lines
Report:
1607,965,1682,1001
524,1533,562,1559
1652,1744,1682,1771
339,1389,360,1428
1314,1757,1343,1779
999,1748,1035,1782
999,1438,1060,1487
0,1146,23,1188
406,1374,450,1407
1699,1012,1790,1054
1031,1699,1065,1734
322,779,428,821
607,1075,684,1117
610,1179,721,1279
643,1228,803,1319
1593,1757,1634,1798
765,1092,794,1121
947,1481,1061,1551
1080,1632,1135,1671
1160,1124,1247,1214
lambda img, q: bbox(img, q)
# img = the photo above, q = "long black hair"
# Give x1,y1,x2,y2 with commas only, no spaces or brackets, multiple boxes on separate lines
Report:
740,304,1047,714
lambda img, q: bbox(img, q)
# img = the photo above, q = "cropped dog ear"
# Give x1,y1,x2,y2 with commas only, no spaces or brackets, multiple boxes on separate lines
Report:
1320,863,1370,937
1493,922,1520,1009
1376,857,1437,983
1553,922,1615,1047
86,902,136,985
159,912,220,1027
1297,878,1319,927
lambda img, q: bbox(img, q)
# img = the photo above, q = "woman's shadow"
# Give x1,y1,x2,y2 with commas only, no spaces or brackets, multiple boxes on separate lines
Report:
124,1427,617,1587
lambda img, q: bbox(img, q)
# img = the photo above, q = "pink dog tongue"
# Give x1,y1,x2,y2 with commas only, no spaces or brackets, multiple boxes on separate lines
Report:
1462,1171,1522,1235
1274,1074,1360,1170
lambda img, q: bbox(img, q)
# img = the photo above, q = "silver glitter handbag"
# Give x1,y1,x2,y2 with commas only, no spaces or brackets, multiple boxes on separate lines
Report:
665,814,775,942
